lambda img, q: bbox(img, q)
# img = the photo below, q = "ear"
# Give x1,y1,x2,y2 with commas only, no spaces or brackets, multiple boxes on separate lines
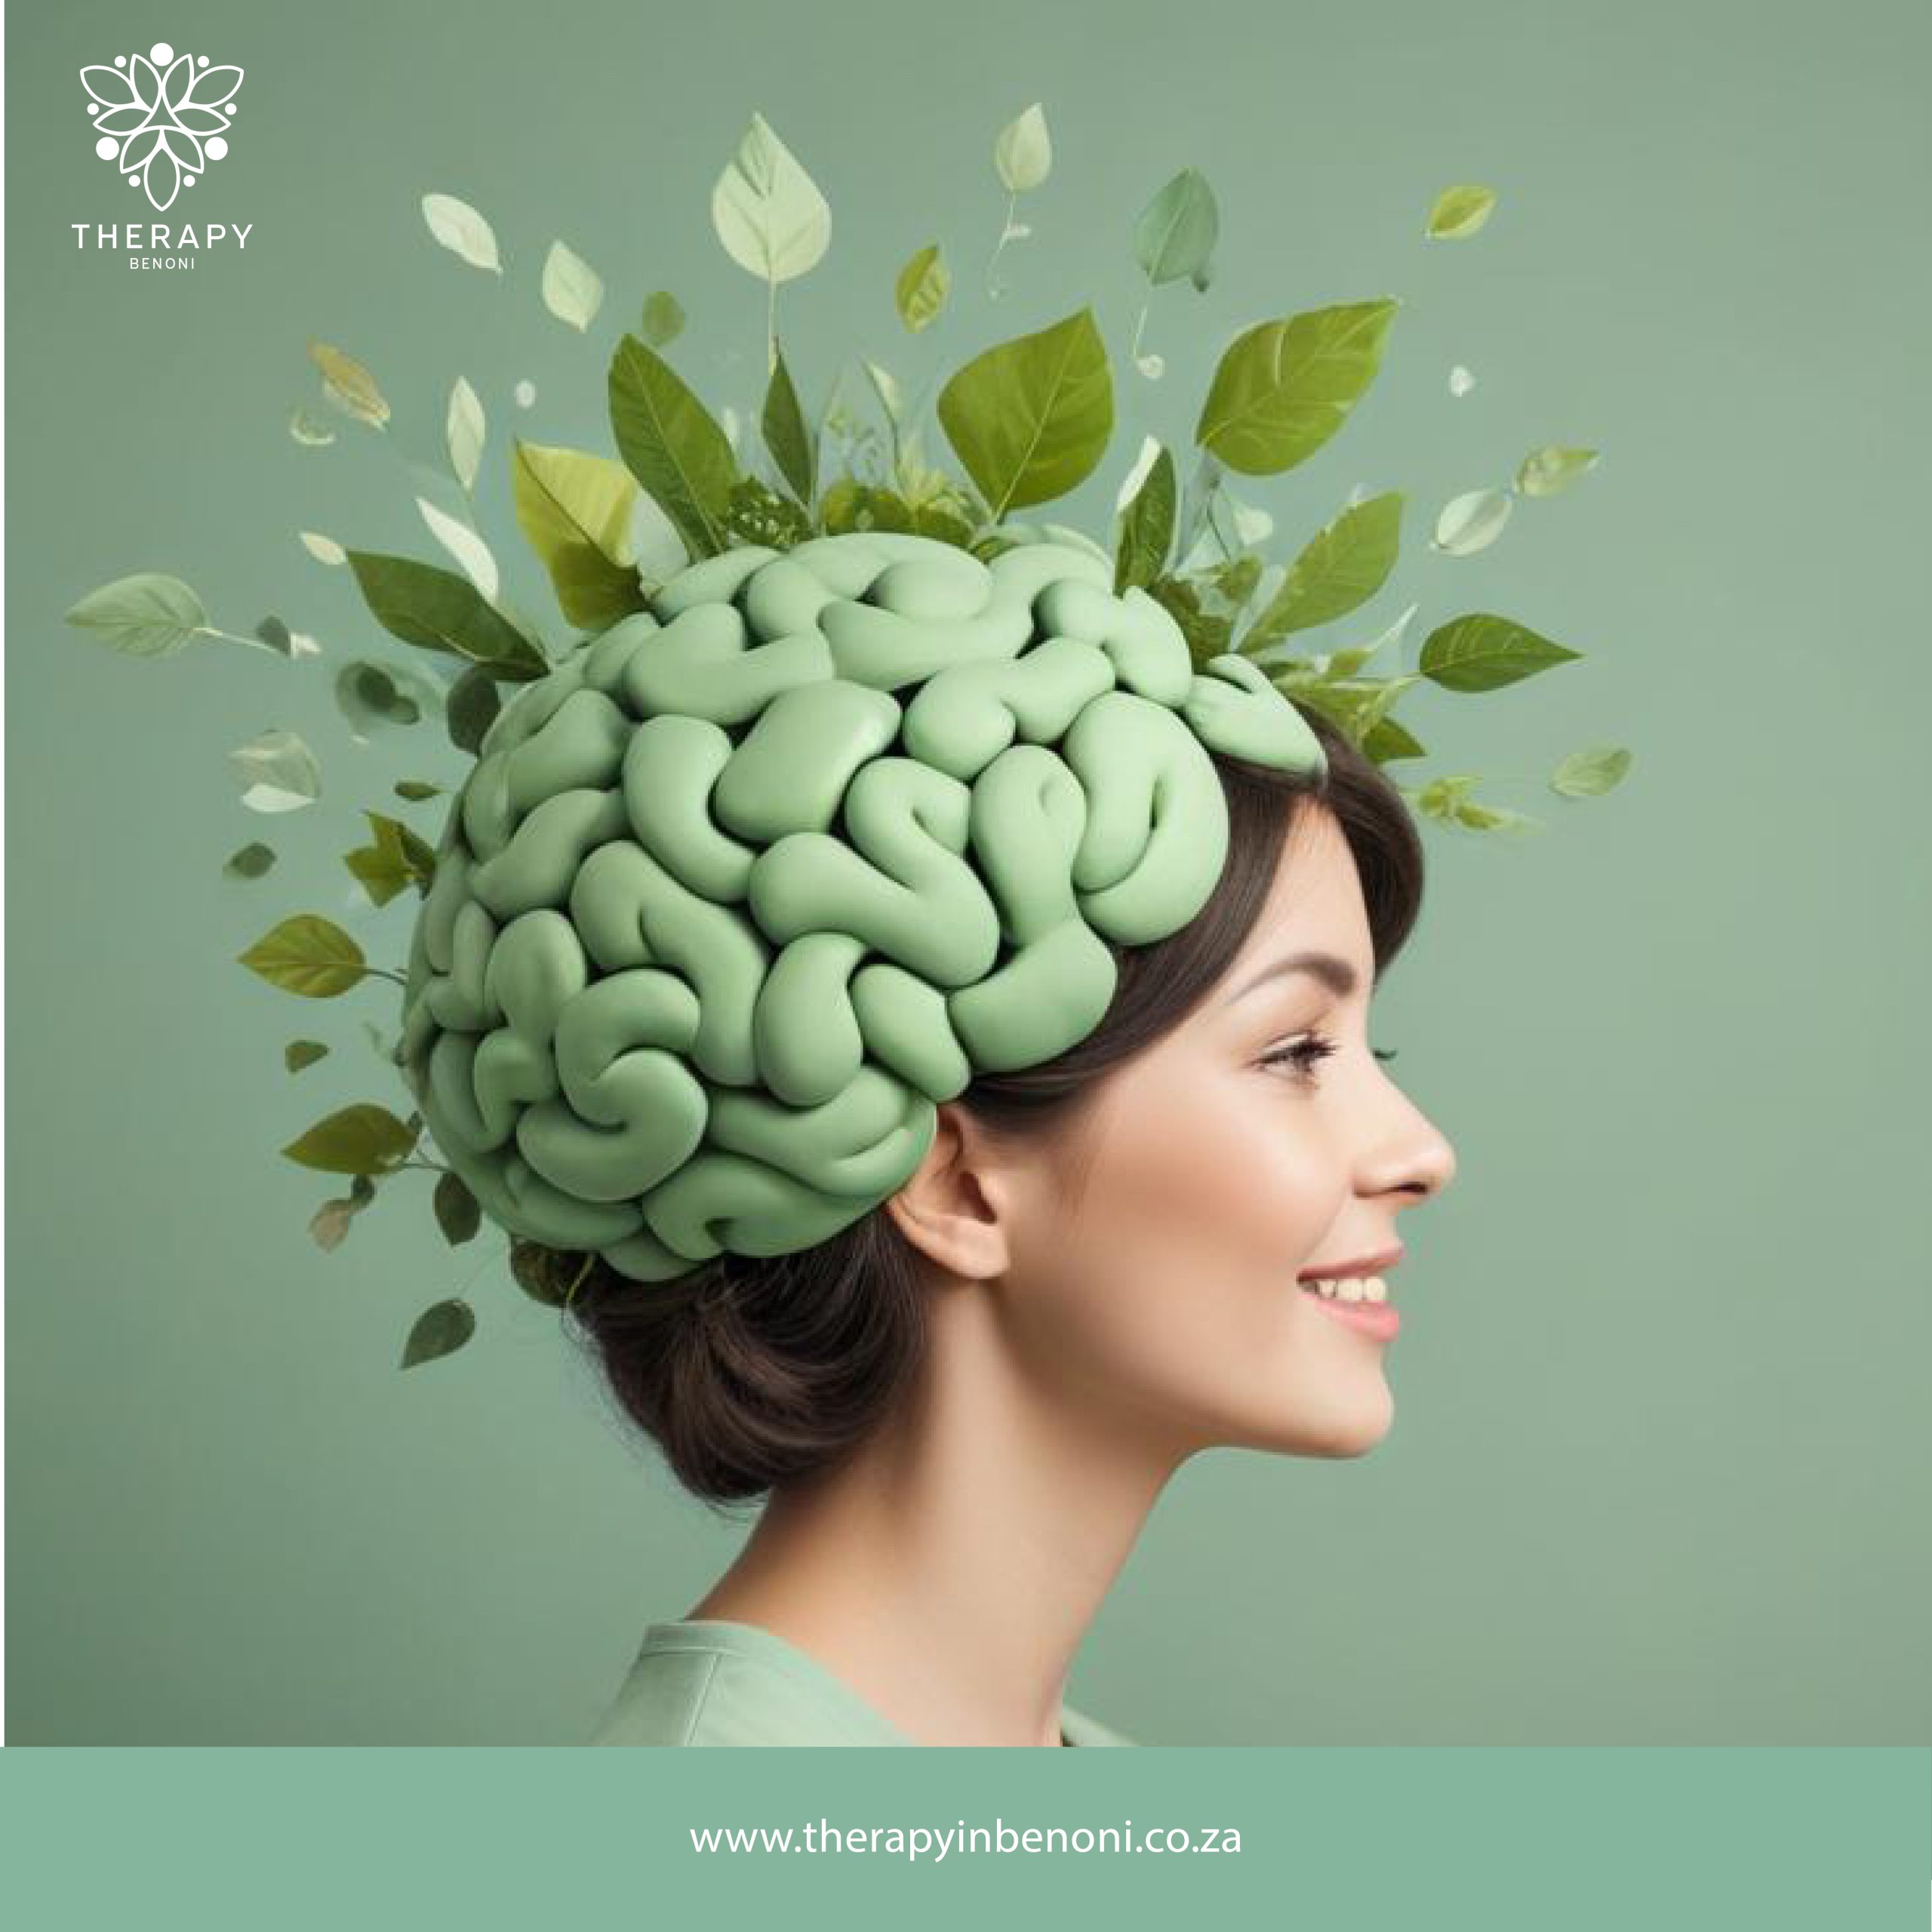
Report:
884,1101,1017,1280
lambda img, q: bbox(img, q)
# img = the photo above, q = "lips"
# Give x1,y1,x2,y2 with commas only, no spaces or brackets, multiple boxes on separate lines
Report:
1297,1244,1404,1283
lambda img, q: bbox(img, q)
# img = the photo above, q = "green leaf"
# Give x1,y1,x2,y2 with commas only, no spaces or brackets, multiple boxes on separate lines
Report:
346,810,436,906
1242,491,1404,649
710,112,831,284
1550,745,1632,798
1133,168,1219,287
1416,774,1482,823
282,1102,417,1177
541,238,605,331
894,243,949,332
1425,185,1497,239
722,475,814,548
1516,445,1601,498
344,550,547,681
1114,443,1177,592
223,841,276,881
334,658,445,739
639,291,685,347
1195,300,1398,476
401,1298,475,1368
937,306,1114,520
447,666,501,755
1361,715,1428,764
761,342,817,505
1419,613,1582,693
420,192,501,272
607,333,738,561
238,914,368,997
1431,487,1512,555
393,780,443,801
1146,577,1233,668
433,1171,481,1247
1276,673,1422,749
993,103,1052,192
306,339,389,427
64,573,210,659
285,1039,330,1074
1454,800,1540,834
446,376,485,494
820,479,913,534
509,440,645,629
230,728,321,814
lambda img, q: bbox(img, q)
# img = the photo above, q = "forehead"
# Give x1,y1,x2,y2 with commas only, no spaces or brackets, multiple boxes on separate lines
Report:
1223,804,1372,989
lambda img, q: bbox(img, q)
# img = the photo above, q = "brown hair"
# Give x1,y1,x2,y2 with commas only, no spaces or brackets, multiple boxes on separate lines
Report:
540,705,1424,1510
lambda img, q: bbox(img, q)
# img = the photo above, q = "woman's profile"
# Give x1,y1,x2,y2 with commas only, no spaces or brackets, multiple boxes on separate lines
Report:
534,691,1457,1747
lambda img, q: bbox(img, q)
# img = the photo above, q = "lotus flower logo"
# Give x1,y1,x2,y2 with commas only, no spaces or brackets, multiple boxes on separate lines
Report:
80,41,244,213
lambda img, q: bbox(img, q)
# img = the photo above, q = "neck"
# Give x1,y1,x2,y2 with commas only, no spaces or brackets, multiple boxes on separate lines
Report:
687,1276,1191,1744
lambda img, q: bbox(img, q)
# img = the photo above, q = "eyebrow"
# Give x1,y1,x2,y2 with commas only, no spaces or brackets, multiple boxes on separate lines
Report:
1223,949,1361,1005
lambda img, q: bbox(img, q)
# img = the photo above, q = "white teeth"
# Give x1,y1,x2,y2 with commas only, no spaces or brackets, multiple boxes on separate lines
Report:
1303,1275,1389,1303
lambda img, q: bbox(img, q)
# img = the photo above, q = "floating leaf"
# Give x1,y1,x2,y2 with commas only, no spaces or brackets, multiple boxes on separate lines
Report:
64,573,210,659
283,1102,417,1177
607,334,739,560
937,306,1113,520
285,1039,329,1074
894,244,949,332
1133,167,1218,287
1432,487,1513,555
1415,774,1482,822
993,102,1052,192
447,377,485,494
224,841,276,880
710,112,831,284
344,550,548,681
346,809,436,907
309,1196,358,1251
1426,185,1497,239
238,913,367,997
510,440,644,629
393,780,442,801
415,497,500,601
1196,300,1398,476
306,339,389,428
1516,445,1600,498
1419,613,1582,693
640,290,685,347
1448,365,1476,397
251,615,321,660
447,665,502,755
513,379,537,409
334,657,445,738
401,1298,475,1368
1454,800,1540,834
288,407,337,447
1550,745,1632,797
541,238,605,331
1243,492,1404,649
761,343,817,506
434,1171,481,1247
420,192,502,272
299,530,346,566
230,728,321,814
1114,443,1176,592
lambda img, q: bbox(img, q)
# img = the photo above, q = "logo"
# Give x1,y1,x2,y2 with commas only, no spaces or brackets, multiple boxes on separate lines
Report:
79,41,244,213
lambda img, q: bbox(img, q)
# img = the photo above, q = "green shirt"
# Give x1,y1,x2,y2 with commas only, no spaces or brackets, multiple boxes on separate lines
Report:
589,1617,1135,1747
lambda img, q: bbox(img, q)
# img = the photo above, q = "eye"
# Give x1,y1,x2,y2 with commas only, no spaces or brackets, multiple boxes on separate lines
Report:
1258,1031,1341,1085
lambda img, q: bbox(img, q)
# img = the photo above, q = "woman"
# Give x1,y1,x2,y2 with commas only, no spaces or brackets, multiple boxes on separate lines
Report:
559,709,1457,1746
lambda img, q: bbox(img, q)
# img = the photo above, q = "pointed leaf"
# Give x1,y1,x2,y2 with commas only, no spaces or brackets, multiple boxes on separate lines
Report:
1432,487,1513,555
1243,491,1404,649
541,238,605,331
761,343,817,505
238,913,367,997
994,103,1052,192
1550,745,1632,798
710,112,830,284
299,530,347,566
283,1102,417,1177
894,243,949,332
510,440,645,629
1114,442,1177,592
306,339,389,427
401,1297,475,1367
1133,168,1219,287
1516,445,1601,498
344,550,547,681
64,573,210,659
224,841,276,880
1419,613,1583,693
607,334,738,559
420,192,502,272
434,1171,481,1246
447,377,485,494
285,1039,330,1074
1426,185,1497,239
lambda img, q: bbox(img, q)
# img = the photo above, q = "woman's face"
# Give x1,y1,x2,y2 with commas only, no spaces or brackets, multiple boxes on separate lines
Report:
989,801,1458,1463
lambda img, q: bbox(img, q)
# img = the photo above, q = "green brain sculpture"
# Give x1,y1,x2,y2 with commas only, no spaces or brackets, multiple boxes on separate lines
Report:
395,531,1327,1283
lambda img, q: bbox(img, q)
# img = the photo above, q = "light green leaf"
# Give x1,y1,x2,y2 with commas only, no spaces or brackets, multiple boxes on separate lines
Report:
1133,167,1219,287
344,550,548,681
640,291,685,347
1243,491,1404,649
895,243,949,332
607,334,739,559
510,439,645,629
994,102,1052,192
230,728,321,814
346,809,435,906
1426,185,1497,239
306,339,389,428
1419,612,1582,692
1432,487,1513,555
1196,300,1398,475
761,343,817,506
541,238,605,331
285,1039,329,1074
224,841,276,881
420,192,502,272
1550,745,1632,797
401,1298,475,1368
1516,445,1601,497
937,306,1114,520
1114,443,1176,592
299,530,346,566
282,1103,417,1177
288,407,337,447
238,913,366,997
1455,800,1541,834
64,573,210,659
710,112,831,284
447,377,485,494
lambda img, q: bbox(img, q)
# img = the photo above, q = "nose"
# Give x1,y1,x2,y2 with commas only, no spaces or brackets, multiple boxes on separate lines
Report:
1366,1074,1457,1204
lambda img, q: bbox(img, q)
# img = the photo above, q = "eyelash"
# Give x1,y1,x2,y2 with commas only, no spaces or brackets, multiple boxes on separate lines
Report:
1258,1035,1400,1086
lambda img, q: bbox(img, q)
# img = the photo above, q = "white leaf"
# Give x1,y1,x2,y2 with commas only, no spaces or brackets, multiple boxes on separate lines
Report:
447,377,485,494
994,103,1052,193
1432,487,1513,556
710,112,831,285
298,530,346,567
862,359,905,426
1226,492,1273,548
513,379,537,409
416,497,500,601
541,239,605,331
230,728,321,812
420,192,502,273
1448,364,1476,397
1134,352,1165,380
1113,434,1161,513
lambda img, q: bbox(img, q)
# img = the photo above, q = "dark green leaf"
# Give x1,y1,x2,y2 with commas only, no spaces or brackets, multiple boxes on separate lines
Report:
761,340,817,506
433,1171,481,1246
401,1298,475,1368
224,841,276,881
281,1103,417,1177
1419,613,1582,693
607,332,738,560
344,550,547,681
284,1039,330,1074
1114,444,1177,592
447,666,501,755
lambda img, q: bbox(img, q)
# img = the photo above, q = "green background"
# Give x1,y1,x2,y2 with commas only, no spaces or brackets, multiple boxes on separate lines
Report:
8,0,1930,1748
